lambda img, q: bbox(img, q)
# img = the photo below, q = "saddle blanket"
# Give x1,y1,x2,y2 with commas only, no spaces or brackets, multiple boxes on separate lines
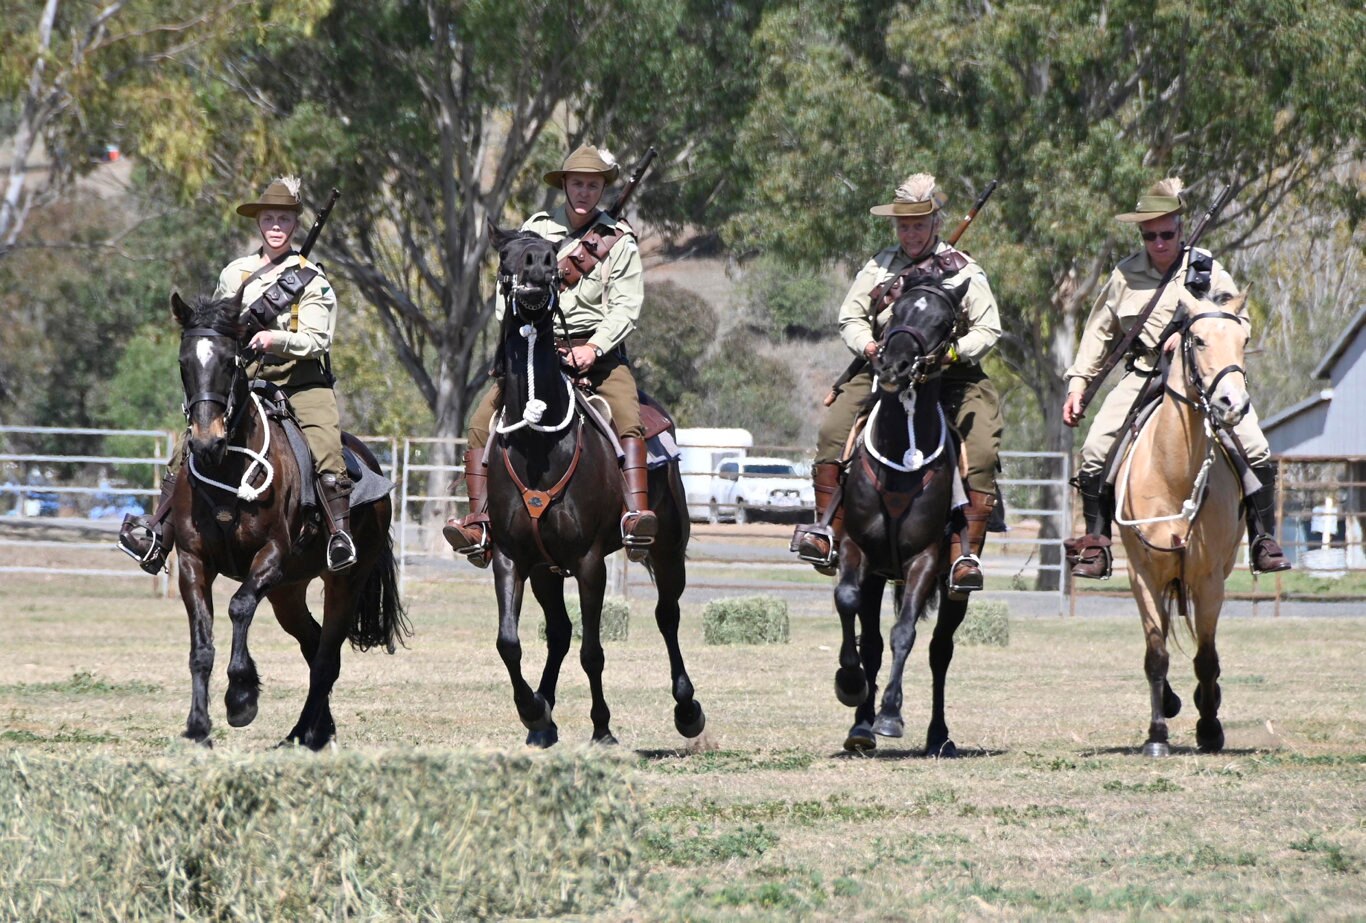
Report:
281,419,394,510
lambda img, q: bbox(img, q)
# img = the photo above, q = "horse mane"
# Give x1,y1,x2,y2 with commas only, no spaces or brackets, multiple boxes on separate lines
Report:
181,293,240,332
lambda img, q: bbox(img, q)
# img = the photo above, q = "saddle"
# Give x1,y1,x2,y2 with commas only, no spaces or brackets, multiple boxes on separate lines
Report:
572,387,682,470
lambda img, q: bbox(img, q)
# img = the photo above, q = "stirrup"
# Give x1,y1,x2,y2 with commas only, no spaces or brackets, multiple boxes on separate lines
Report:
792,524,837,574
327,532,357,572
947,554,983,597
621,511,657,548
1065,535,1113,580
1250,536,1291,575
118,515,168,575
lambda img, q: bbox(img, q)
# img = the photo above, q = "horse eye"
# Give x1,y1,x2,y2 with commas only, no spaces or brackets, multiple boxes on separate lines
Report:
1192,336,1205,349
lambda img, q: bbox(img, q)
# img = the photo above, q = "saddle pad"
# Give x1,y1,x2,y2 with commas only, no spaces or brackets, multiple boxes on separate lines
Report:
346,449,395,508
647,430,681,471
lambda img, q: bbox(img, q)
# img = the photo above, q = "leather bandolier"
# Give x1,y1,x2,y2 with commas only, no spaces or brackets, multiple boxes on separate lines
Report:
866,249,969,317
240,259,321,339
558,225,630,289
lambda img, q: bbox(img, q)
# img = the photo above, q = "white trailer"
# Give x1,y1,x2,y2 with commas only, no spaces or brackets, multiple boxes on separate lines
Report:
675,427,753,521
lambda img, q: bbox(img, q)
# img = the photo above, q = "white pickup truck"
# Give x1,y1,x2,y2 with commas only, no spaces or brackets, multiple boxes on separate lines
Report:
708,456,814,524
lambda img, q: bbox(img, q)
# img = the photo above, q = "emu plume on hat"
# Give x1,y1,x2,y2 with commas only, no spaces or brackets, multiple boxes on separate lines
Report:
236,175,303,217
870,173,948,217
1115,177,1185,223
544,144,621,188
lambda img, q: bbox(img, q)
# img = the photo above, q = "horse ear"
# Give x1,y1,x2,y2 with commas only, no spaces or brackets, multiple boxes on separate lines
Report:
170,291,190,326
486,219,517,253
945,276,971,306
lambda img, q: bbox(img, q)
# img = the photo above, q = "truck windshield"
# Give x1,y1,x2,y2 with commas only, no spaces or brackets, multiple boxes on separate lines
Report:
744,465,794,476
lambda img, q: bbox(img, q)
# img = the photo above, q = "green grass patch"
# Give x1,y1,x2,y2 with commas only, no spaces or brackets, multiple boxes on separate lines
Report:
702,595,790,645
652,795,901,826
0,727,118,745
0,671,160,696
644,824,778,864
0,749,641,920
537,596,630,642
1077,568,1366,598
955,598,1011,646
1103,777,1183,793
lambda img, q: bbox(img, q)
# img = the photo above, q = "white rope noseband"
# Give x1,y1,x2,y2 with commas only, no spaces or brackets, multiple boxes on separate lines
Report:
863,379,948,473
187,390,275,500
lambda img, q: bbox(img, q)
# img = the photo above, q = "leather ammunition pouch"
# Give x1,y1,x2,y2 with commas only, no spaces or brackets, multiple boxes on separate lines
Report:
242,266,320,338
867,248,970,317
558,225,630,289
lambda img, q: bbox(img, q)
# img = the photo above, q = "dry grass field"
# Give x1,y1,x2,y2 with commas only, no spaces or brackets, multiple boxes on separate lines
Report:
1,570,1364,920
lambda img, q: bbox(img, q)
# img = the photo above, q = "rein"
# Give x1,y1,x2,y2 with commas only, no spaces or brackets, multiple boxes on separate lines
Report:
181,325,276,500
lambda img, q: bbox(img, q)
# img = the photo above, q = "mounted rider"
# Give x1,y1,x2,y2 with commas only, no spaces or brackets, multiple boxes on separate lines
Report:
1061,177,1291,579
118,175,357,573
444,143,656,566
791,173,1004,595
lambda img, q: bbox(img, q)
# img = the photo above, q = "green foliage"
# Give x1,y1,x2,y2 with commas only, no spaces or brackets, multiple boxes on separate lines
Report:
702,595,790,645
0,749,641,920
955,598,1011,647
738,257,842,337
632,280,719,408
675,330,803,445
537,596,630,643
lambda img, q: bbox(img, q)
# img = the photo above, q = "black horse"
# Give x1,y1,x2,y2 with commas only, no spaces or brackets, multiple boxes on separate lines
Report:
832,275,973,755
483,225,704,748
168,292,408,749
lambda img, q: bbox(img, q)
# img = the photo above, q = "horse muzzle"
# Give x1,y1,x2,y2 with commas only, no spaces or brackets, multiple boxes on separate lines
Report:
188,415,229,466
1211,387,1251,428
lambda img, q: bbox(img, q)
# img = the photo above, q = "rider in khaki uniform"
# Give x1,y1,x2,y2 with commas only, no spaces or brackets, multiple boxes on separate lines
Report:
1062,177,1290,578
444,144,655,567
791,173,1004,595
119,176,357,573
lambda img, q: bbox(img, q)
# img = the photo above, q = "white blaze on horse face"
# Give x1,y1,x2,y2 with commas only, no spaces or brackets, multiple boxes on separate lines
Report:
914,296,929,312
195,338,215,370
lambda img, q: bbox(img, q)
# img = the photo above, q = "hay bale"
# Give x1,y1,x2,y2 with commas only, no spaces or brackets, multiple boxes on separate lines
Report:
538,596,630,642
702,595,790,645
0,749,641,920
956,597,1010,646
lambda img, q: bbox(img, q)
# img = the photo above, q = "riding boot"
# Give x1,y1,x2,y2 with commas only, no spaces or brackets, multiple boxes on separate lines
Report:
1246,461,1291,574
442,447,491,568
948,489,995,598
118,472,178,575
620,436,659,549
791,462,843,575
1064,471,1113,579
319,472,357,572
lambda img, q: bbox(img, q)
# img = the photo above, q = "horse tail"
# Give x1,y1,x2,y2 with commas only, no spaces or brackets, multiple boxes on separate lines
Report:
349,530,411,654
1162,579,1195,650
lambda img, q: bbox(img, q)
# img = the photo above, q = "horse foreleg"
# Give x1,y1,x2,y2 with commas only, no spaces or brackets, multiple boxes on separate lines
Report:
652,549,704,740
1132,566,1173,757
572,554,617,745
224,550,283,730
877,555,938,744
926,586,968,757
1191,574,1225,753
833,543,868,708
493,553,553,739
178,555,216,746
526,567,572,748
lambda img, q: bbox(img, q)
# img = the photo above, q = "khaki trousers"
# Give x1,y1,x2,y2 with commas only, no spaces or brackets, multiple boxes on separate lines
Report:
467,356,643,450
1078,368,1270,477
815,368,1002,494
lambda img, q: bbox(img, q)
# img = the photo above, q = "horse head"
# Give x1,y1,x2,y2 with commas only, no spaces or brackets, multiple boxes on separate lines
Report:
489,223,559,327
171,290,246,466
875,274,970,392
1174,293,1251,429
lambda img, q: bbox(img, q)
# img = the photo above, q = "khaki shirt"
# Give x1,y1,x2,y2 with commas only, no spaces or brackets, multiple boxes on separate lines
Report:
215,250,337,358
1064,249,1243,395
501,205,643,355
838,239,1001,366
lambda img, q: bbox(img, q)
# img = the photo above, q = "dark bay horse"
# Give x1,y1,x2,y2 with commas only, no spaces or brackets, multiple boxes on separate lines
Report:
1114,296,1251,756
484,226,703,748
168,292,407,749
832,275,972,755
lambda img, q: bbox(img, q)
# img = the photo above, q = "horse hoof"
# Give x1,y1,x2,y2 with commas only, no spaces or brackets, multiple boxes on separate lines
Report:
872,714,904,738
182,730,212,749
224,691,258,728
844,721,876,752
834,668,867,707
675,701,706,738
927,738,958,759
1196,719,1225,753
1142,741,1170,758
526,726,559,749
592,731,619,746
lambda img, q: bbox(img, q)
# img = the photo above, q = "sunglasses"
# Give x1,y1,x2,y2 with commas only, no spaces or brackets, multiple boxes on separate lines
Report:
1141,230,1178,242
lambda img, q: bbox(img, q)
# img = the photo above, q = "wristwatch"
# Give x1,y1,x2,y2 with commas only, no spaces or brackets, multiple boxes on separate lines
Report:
592,345,604,359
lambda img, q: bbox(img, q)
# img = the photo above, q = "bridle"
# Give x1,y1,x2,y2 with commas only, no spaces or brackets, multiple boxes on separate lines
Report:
1163,310,1247,430
180,324,249,430
875,285,966,389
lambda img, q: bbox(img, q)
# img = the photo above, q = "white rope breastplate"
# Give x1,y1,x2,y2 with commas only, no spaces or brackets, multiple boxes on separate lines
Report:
863,379,948,473
1115,414,1216,528
188,390,275,500
495,321,576,435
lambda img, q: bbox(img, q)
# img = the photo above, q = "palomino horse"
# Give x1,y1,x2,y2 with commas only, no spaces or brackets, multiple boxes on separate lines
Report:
833,274,973,755
169,292,407,749
1114,295,1251,756
483,226,704,748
